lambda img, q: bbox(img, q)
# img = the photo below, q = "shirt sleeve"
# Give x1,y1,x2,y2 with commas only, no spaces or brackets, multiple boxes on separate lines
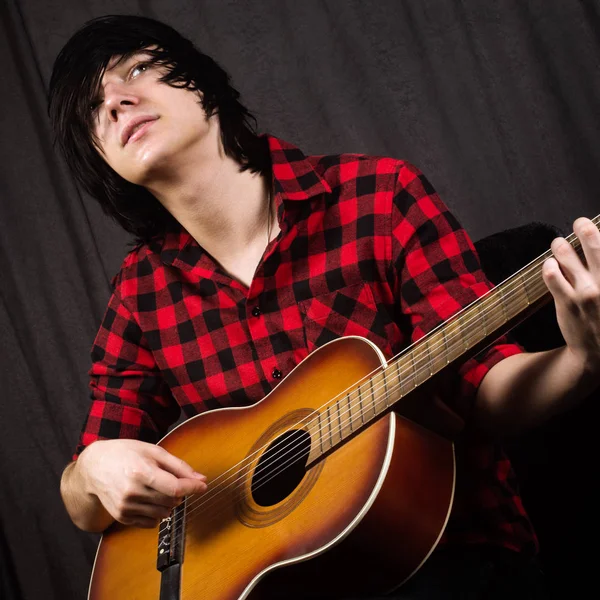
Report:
73,287,181,460
390,161,523,419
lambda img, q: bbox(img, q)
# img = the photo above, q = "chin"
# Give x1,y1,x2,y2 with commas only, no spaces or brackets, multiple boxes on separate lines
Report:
132,147,168,182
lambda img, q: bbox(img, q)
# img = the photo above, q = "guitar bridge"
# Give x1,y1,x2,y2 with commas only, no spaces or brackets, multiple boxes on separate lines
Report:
156,500,185,572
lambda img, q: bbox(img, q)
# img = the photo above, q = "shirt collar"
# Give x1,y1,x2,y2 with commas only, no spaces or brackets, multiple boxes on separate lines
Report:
159,134,331,269
267,134,331,202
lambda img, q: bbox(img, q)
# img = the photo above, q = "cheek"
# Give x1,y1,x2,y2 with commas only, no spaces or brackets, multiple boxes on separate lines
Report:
93,138,133,181
172,91,209,123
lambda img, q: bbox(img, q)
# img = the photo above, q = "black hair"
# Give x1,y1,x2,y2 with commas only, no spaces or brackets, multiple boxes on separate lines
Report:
48,14,269,243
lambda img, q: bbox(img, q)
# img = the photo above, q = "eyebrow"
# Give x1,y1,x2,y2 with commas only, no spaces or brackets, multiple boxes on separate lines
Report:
105,52,147,73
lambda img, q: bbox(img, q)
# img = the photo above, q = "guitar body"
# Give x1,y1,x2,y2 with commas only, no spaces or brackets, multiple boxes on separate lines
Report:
88,337,455,599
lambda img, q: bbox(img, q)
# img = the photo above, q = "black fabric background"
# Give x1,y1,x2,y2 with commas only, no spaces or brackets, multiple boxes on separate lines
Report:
1,1,599,599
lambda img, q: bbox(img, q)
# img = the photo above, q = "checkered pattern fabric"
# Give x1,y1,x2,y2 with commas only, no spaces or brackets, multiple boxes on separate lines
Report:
75,135,537,555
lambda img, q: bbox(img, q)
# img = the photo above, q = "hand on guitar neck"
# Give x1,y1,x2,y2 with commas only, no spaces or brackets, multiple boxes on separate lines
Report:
543,217,600,374
474,216,600,436
60,439,208,532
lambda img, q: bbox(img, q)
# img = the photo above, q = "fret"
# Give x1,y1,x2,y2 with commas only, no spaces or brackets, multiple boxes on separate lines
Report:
335,399,345,442
396,355,412,398
410,345,429,387
382,360,400,406
520,272,533,305
498,285,509,322
458,312,480,351
325,406,331,448
445,315,465,360
322,407,332,452
356,388,366,425
458,311,474,350
408,349,419,387
370,370,388,414
317,410,326,455
442,329,451,365
427,330,448,374
423,338,433,377
411,350,422,387
357,383,374,423
504,278,530,319
479,290,506,332
478,302,488,336
340,393,354,439
368,378,377,421
327,404,341,446
413,339,433,384
442,315,465,364
382,368,390,406
306,412,322,457
502,275,529,320
346,391,355,433
522,264,544,303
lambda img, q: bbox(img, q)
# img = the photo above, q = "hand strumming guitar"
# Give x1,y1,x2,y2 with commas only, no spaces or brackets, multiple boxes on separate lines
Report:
61,439,208,532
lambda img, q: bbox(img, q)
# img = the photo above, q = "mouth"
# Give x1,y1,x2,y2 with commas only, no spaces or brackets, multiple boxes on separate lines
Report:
122,117,159,146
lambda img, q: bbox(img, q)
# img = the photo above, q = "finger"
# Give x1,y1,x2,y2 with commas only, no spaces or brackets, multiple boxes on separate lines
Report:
542,257,575,303
126,501,172,520
127,487,184,508
141,489,185,508
132,501,173,519
574,217,600,276
550,236,588,288
122,516,160,529
145,466,208,499
118,501,172,528
150,446,207,481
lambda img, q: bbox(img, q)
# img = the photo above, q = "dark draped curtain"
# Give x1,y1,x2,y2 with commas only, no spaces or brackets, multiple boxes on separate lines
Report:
1,1,599,598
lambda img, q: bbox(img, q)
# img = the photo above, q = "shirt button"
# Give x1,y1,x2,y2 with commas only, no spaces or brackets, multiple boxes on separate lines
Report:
272,368,282,379
251,306,261,317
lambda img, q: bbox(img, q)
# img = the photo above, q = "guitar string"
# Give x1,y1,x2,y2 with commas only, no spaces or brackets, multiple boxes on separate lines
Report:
176,221,590,516
161,245,565,538
171,266,554,537
163,228,591,546
162,221,592,538
164,224,590,536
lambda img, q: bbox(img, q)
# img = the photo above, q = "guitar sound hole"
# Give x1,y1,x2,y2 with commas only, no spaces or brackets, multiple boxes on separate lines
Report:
251,429,311,507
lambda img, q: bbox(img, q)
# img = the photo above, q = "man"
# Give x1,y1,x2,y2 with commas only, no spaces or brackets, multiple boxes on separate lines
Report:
49,14,599,599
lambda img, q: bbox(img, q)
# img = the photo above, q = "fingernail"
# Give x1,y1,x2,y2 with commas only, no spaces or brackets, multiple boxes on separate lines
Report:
193,471,206,479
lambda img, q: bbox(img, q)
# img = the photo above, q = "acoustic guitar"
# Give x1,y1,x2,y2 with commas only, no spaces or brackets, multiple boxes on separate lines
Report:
87,216,598,599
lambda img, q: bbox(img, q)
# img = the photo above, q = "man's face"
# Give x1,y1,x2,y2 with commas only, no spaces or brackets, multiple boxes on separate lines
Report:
90,51,212,185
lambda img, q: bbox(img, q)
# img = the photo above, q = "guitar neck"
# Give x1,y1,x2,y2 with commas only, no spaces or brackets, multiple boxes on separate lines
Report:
307,215,599,460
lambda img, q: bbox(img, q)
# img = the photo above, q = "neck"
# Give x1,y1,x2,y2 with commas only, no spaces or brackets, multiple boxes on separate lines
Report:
144,119,276,262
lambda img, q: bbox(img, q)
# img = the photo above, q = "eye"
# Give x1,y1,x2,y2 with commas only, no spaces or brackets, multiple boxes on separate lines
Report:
129,62,149,79
89,98,103,114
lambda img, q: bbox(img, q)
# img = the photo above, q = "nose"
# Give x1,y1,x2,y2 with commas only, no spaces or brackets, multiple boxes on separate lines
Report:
103,81,139,122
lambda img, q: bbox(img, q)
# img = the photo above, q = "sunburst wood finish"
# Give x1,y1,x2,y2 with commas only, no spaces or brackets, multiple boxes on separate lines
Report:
88,337,455,600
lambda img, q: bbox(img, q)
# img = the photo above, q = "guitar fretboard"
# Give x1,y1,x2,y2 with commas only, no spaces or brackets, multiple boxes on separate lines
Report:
305,215,599,460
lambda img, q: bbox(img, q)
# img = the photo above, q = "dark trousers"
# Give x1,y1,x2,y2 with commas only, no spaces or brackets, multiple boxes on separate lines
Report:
346,546,546,600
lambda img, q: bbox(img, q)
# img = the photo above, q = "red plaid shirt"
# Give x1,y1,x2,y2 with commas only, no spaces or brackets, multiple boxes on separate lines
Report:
75,135,537,555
